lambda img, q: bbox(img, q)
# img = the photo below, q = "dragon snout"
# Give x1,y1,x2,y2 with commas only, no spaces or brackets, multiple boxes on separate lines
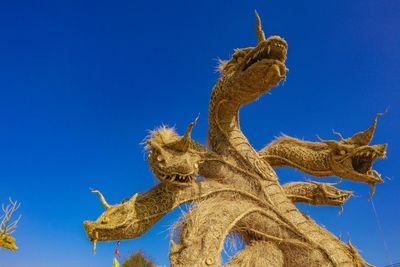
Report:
83,221,95,240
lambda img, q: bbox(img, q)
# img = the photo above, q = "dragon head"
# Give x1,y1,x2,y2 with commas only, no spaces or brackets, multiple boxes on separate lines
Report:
146,118,202,184
83,191,142,251
217,12,288,97
322,114,387,192
0,233,17,251
308,182,353,207
283,181,353,207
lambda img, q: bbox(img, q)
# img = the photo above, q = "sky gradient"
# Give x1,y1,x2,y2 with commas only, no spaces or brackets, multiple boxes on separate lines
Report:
0,0,399,266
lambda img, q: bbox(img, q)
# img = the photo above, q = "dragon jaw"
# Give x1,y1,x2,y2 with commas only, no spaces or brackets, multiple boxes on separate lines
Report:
217,13,288,98
260,115,387,195
312,182,353,207
328,142,386,186
239,36,287,72
323,114,387,191
146,119,202,184
283,181,353,207
83,193,140,252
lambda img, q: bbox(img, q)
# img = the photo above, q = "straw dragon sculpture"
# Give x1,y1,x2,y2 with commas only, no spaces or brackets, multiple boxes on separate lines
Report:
84,13,387,266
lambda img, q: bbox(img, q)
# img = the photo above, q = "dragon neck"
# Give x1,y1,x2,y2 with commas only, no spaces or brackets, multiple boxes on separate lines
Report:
260,137,333,177
208,77,263,155
207,77,280,181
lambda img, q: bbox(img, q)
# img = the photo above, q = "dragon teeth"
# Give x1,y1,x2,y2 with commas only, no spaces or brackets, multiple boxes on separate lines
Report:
356,151,373,157
164,174,194,183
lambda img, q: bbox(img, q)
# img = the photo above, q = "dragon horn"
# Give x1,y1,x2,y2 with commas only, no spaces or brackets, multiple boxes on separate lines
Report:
346,113,384,146
169,115,199,152
90,189,111,210
255,10,266,43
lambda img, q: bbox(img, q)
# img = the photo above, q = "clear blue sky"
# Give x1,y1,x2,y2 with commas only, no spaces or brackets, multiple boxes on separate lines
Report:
0,1,399,266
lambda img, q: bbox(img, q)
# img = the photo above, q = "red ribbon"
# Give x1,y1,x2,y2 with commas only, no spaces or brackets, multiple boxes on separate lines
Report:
114,241,121,258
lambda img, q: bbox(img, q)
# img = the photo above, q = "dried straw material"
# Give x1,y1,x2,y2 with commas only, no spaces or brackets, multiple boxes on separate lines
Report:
84,13,387,267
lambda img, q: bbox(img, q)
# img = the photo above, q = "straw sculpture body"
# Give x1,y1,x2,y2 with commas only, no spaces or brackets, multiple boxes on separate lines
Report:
84,13,387,266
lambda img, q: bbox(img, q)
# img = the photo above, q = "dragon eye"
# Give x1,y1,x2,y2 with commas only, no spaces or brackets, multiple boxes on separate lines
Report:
157,155,164,162
339,150,346,155
101,217,110,224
